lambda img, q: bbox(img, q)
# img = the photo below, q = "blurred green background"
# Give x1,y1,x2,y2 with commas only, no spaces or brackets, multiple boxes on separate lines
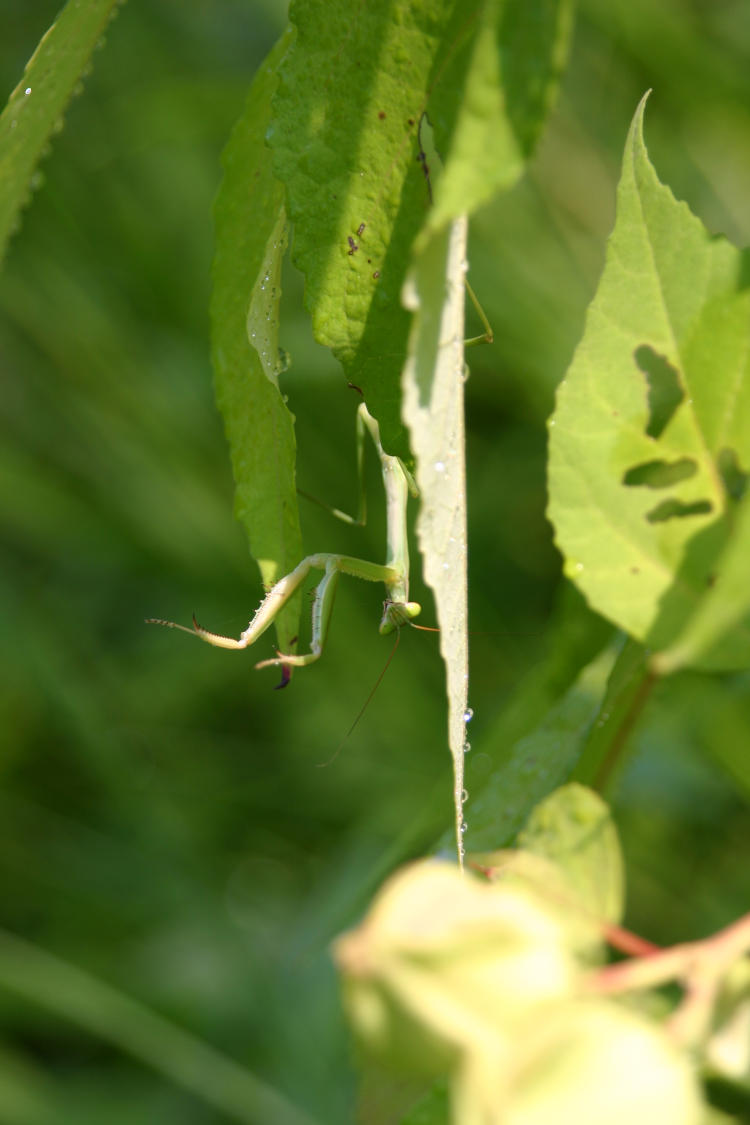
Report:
3,1,750,1121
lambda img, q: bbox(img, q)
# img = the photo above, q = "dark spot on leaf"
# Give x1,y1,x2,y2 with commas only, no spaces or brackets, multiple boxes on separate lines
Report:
646,498,712,523
408,117,415,126
357,222,366,236
372,270,380,279
347,236,358,255
630,566,640,574
718,447,748,501
378,111,386,120
623,457,697,489
634,345,684,438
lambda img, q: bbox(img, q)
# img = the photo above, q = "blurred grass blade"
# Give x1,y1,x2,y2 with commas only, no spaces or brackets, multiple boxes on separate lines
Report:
211,29,303,655
0,0,124,265
0,928,319,1125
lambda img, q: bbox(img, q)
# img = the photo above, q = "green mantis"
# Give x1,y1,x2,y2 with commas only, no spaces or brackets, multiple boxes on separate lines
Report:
147,403,422,673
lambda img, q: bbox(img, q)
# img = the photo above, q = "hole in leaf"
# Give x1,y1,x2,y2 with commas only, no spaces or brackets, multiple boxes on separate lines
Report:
646,499,712,524
634,345,684,438
623,457,697,489
718,447,748,502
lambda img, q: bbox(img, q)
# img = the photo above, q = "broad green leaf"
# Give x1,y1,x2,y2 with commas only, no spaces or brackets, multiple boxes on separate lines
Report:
270,0,571,456
548,94,750,672
211,32,302,656
516,783,624,924
402,217,469,863
0,0,123,265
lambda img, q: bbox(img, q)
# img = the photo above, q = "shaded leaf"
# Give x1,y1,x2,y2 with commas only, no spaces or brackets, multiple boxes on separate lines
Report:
211,32,302,655
0,0,123,264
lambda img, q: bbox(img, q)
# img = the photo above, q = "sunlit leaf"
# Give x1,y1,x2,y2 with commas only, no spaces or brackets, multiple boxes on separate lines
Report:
269,0,571,456
548,93,750,672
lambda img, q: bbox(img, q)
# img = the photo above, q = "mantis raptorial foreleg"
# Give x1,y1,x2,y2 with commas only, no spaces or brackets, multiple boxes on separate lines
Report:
147,404,421,671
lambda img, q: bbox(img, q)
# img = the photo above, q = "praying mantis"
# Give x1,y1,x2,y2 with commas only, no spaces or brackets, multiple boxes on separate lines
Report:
148,111,492,688
147,402,423,673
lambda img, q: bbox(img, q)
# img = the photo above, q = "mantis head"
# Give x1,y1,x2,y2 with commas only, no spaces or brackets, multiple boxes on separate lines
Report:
379,599,421,635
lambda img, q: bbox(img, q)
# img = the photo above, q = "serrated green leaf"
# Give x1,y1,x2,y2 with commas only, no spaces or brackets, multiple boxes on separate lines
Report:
548,93,750,672
269,0,571,456
517,783,624,924
402,217,469,862
0,0,124,265
211,32,303,656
